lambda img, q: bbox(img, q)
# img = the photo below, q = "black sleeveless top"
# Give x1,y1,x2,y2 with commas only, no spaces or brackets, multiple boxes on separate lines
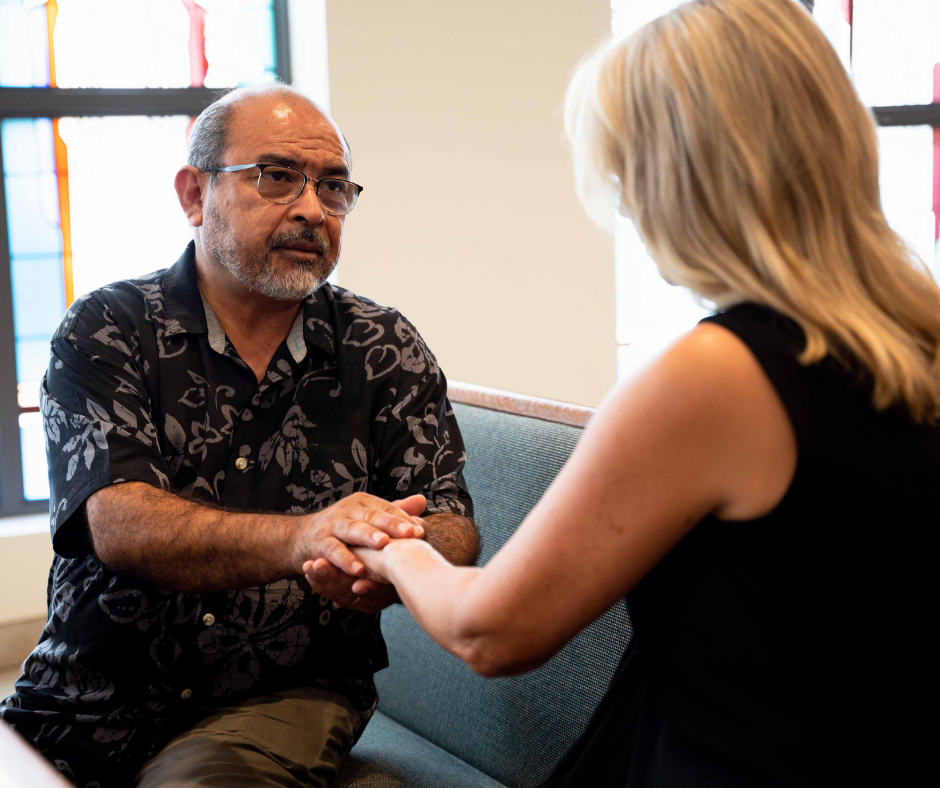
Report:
543,303,940,787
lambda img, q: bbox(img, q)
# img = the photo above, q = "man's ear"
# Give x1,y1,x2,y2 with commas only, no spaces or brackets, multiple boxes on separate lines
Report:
175,165,206,227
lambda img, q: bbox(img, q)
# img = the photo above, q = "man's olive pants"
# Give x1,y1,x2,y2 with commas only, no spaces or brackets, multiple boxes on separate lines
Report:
135,687,362,787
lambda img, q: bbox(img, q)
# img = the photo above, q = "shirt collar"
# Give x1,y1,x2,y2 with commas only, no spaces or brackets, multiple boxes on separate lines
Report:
301,285,338,359
163,241,337,361
200,294,308,365
161,241,208,337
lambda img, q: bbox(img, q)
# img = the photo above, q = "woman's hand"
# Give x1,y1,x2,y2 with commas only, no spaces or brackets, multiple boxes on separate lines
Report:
301,494,429,609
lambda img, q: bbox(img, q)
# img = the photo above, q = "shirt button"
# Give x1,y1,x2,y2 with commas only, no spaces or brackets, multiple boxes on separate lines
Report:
202,613,216,626
180,688,193,700
235,457,248,470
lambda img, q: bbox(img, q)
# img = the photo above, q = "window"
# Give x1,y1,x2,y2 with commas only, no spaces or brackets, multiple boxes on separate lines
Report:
611,0,940,379
0,0,293,517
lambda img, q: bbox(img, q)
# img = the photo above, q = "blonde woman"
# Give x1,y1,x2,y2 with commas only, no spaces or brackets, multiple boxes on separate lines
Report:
305,0,940,784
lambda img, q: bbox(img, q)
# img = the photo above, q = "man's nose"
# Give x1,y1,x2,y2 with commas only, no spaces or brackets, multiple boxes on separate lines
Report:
287,180,326,224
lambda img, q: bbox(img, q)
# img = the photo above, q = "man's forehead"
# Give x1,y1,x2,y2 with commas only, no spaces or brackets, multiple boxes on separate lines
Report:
226,95,350,169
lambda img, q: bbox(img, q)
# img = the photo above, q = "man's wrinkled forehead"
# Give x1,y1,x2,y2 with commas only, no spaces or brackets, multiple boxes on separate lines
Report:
225,94,351,171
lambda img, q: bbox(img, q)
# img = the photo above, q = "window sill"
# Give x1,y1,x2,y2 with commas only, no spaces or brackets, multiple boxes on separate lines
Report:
0,514,48,539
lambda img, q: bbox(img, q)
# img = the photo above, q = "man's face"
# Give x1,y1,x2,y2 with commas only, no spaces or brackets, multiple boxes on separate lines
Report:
199,96,351,301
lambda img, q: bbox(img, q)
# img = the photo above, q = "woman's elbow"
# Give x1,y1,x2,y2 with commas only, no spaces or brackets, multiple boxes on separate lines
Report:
451,630,554,678
442,587,558,677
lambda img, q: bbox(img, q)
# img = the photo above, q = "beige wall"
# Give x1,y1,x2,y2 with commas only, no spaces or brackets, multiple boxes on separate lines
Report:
326,0,616,406
0,527,51,626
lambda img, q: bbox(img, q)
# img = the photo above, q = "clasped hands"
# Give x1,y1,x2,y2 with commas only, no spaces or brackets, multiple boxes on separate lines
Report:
295,492,428,613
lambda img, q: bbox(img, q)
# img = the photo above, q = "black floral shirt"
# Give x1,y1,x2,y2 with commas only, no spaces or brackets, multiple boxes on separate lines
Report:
0,243,473,788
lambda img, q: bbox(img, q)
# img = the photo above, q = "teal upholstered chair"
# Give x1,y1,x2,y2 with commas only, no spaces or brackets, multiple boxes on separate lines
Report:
334,383,633,788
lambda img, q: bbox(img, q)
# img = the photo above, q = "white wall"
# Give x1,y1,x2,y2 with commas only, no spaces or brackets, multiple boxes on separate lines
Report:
325,0,616,406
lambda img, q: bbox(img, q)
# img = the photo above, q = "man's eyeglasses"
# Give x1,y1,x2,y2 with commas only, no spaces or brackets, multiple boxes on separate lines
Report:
205,163,363,216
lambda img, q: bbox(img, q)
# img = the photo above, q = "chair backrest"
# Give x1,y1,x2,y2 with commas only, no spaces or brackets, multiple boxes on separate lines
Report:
375,382,633,788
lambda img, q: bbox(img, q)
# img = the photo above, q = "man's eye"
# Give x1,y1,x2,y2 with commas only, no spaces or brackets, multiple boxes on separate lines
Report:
323,180,345,193
263,169,289,182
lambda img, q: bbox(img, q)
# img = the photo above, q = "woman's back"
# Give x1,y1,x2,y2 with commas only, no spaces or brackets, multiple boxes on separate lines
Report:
626,302,940,786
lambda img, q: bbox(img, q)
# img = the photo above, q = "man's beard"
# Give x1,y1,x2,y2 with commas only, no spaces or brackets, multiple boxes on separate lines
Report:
202,203,336,301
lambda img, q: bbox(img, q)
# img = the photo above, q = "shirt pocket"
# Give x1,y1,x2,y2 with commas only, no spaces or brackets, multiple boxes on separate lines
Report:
286,424,373,512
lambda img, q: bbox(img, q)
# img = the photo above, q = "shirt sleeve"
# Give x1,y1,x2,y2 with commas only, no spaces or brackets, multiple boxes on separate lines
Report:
43,293,172,558
372,313,474,520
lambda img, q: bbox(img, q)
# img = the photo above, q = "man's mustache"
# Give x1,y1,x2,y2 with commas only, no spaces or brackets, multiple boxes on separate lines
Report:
268,229,331,256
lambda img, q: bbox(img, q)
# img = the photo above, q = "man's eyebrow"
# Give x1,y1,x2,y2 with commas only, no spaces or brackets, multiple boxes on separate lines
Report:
254,153,299,168
320,164,351,179
254,153,350,180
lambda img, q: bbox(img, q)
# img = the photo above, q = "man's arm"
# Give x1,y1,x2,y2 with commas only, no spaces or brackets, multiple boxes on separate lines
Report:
86,482,424,593
421,512,479,566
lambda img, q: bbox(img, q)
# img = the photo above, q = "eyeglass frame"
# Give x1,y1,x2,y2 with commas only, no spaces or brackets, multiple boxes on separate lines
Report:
204,163,364,215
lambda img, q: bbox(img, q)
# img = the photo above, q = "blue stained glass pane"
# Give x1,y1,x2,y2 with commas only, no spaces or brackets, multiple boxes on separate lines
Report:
15,338,52,384
0,3,50,87
2,117,55,175
11,255,66,339
4,171,62,256
19,413,50,502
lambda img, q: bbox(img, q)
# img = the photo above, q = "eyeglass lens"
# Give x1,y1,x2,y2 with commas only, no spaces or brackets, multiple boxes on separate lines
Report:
257,166,358,214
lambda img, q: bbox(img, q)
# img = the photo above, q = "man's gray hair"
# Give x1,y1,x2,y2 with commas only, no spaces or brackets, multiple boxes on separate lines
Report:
187,84,334,176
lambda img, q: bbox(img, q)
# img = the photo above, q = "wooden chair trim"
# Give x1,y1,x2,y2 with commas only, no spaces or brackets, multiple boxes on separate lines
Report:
447,381,595,428
1,719,74,788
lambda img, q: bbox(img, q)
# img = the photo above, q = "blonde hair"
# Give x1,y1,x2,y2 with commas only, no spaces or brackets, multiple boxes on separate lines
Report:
566,0,940,422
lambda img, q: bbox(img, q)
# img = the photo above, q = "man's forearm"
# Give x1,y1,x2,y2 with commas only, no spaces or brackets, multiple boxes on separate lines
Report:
86,482,300,592
423,513,480,566
86,483,424,594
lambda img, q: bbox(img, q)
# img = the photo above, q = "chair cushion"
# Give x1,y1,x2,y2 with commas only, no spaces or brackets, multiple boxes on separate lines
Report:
333,711,507,788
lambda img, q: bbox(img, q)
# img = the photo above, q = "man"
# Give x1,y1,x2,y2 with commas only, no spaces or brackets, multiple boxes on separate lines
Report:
0,84,478,788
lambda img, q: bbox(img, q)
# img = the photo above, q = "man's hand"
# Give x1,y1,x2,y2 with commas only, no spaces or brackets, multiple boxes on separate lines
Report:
292,492,425,580
301,494,429,610
305,559,400,613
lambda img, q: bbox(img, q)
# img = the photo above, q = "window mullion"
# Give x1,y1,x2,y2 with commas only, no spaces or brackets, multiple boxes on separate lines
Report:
0,87,220,119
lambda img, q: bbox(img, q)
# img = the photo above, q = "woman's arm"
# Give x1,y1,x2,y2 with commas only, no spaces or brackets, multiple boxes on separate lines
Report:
312,323,798,676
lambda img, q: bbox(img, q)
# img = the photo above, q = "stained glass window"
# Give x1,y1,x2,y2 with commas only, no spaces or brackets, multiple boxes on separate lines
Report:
0,0,278,89
612,0,940,380
0,0,285,508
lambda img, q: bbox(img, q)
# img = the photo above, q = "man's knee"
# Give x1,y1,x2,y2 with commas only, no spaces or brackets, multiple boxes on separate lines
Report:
136,688,361,788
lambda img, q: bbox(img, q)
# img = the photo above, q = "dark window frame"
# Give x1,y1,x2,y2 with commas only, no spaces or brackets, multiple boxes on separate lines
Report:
0,0,291,518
